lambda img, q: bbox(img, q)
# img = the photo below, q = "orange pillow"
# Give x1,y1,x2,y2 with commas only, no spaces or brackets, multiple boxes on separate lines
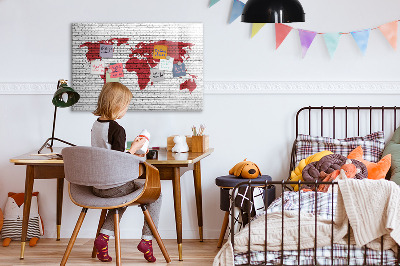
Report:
347,146,391,180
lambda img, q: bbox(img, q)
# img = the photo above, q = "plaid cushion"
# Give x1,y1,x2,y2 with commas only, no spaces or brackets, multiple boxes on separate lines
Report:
266,191,336,220
295,131,385,166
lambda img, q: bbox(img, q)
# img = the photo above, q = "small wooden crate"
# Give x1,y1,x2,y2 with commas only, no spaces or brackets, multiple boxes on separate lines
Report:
167,136,192,151
191,135,209,153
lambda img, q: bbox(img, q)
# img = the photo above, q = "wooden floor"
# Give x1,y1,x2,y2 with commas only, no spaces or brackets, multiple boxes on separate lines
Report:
0,239,221,265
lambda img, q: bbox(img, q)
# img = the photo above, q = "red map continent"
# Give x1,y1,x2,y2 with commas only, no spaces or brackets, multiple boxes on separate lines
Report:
100,67,109,84
80,38,129,62
81,39,197,91
126,40,195,90
180,79,197,93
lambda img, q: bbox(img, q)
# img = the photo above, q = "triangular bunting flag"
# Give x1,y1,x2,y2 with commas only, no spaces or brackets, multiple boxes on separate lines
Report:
378,21,398,50
251,23,266,38
229,0,245,24
209,0,220,7
275,23,293,49
298,29,317,58
351,29,370,55
323,33,341,58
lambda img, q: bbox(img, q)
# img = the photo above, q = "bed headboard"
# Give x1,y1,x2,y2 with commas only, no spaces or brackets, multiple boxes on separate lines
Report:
295,106,400,138
290,106,400,178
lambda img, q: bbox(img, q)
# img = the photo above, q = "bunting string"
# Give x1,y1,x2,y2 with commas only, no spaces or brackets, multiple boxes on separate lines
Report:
209,0,399,58
285,20,400,35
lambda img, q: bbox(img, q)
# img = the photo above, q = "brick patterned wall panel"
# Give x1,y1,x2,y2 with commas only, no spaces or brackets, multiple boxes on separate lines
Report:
72,23,203,111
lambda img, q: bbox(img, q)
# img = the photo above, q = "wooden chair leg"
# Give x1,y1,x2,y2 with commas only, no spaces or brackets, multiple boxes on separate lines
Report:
91,209,108,258
141,205,171,263
217,211,230,248
114,210,121,266
60,208,88,266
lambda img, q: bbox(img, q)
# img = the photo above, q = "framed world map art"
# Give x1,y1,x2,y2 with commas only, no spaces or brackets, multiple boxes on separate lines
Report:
71,23,203,111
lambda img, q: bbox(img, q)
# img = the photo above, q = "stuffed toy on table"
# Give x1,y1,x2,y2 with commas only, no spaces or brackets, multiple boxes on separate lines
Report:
229,159,261,179
1,192,44,247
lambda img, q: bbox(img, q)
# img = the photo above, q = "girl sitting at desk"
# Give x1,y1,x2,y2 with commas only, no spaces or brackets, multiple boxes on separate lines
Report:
91,82,161,263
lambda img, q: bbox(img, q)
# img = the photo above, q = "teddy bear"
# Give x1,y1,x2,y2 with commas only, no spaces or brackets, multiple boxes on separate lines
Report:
1,192,44,247
172,135,189,153
229,159,261,179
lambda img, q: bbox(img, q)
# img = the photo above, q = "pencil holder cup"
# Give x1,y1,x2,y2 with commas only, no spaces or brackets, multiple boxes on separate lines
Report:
191,135,209,153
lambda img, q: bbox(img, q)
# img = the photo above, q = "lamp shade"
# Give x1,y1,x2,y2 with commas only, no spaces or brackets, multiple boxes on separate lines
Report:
52,84,80,108
241,0,305,23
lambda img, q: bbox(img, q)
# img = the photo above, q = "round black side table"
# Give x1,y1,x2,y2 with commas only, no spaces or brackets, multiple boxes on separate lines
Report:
215,175,275,248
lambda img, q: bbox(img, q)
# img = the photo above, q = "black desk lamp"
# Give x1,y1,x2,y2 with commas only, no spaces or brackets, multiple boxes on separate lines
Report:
38,79,80,154
241,0,305,23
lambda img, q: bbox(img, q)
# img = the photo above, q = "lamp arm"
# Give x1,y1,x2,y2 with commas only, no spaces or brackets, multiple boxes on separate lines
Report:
50,105,57,148
50,80,61,149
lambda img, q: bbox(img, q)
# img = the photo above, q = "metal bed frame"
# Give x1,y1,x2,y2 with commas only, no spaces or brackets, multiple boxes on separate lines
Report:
230,106,400,266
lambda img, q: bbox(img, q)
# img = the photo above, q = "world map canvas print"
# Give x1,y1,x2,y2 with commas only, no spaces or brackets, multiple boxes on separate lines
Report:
72,23,203,111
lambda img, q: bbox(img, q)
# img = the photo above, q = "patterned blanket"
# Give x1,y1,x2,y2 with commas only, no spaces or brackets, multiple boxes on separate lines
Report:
214,190,397,266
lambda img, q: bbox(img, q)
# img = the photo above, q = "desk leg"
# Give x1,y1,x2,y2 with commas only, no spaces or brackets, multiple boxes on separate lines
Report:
20,165,34,259
172,167,183,261
193,161,203,242
56,178,64,241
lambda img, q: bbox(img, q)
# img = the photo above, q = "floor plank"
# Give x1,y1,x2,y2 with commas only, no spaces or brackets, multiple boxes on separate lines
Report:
0,239,221,265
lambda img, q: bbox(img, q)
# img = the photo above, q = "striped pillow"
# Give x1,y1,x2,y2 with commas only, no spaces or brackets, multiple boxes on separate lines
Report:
294,131,385,166
1,217,41,240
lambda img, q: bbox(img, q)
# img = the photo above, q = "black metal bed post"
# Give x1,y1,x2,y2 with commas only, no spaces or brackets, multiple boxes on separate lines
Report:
332,106,336,138
370,106,373,134
308,106,311,135
363,245,367,265
320,106,324,136
357,106,360,136
298,180,301,266
314,180,318,266
288,141,297,190
331,182,334,265
382,106,385,132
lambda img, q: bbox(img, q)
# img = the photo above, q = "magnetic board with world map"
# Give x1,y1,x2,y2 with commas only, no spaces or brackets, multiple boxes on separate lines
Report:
72,23,203,111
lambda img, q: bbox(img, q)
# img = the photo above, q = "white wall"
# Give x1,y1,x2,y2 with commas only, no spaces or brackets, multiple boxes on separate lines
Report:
1,0,400,239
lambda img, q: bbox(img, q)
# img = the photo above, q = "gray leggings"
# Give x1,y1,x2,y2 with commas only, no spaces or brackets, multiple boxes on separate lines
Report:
92,180,162,240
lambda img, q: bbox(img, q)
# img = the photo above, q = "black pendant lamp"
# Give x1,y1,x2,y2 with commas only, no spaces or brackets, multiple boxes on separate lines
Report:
242,0,305,23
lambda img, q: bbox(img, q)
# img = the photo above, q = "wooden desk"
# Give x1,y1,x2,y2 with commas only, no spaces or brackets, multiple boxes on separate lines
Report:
9,148,64,260
10,147,213,261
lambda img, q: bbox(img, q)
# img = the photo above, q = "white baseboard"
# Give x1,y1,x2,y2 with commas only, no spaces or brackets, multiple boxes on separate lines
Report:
1,81,400,95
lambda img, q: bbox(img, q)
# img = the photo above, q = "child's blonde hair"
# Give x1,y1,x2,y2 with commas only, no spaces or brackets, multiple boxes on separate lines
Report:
93,82,133,120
